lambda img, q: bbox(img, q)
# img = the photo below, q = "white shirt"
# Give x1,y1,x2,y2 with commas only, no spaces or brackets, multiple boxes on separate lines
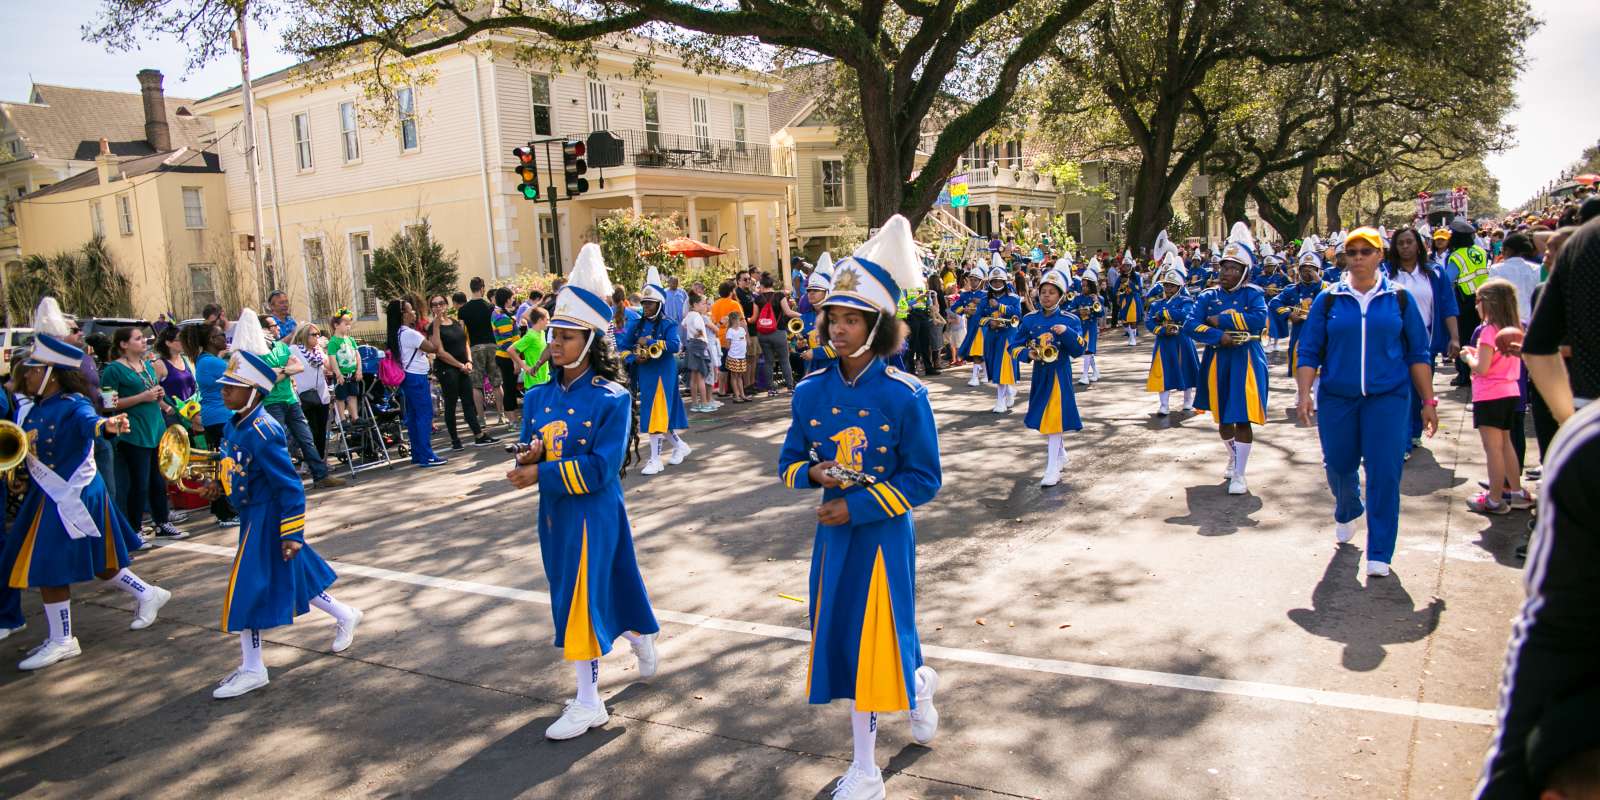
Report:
1490,256,1540,324
1349,277,1384,315
682,310,708,342
726,327,748,359
1389,263,1435,336
290,344,332,404
398,326,430,374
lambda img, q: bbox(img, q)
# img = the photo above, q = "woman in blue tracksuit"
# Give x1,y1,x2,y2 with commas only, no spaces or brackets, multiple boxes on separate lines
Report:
1294,227,1438,579
1146,264,1200,415
1382,227,1460,454
1011,267,1087,487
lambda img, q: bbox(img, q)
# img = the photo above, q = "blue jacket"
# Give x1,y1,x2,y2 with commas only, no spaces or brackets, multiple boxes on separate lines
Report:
1382,261,1460,358
1294,277,1431,398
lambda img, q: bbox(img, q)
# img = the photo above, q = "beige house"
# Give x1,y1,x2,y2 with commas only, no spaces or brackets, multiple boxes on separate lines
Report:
2,72,213,284
195,35,793,328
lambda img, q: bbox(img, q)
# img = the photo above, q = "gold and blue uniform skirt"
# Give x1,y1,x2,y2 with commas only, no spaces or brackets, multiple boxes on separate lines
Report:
1195,343,1269,425
807,516,923,712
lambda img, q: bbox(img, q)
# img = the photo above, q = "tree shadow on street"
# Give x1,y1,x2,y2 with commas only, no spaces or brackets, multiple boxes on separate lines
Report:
1163,485,1264,536
1285,544,1445,671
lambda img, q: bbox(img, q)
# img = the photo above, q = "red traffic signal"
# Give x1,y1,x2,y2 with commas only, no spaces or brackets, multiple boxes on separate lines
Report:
562,139,589,196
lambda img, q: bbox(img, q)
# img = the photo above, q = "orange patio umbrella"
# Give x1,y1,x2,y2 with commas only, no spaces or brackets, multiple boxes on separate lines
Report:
1574,173,1599,186
660,236,726,259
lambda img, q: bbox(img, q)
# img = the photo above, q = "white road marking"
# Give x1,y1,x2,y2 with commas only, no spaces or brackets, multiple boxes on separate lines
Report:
154,540,1494,727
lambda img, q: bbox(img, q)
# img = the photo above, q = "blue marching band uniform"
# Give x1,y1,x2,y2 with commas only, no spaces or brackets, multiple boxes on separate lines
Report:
1113,256,1146,345
0,316,170,672
957,265,991,385
776,216,943,798
1269,269,1331,379
1145,250,1201,414
801,257,840,373
1254,261,1292,348
1012,266,1088,486
977,266,1023,412
517,242,660,741
211,349,361,699
619,266,691,475
1067,267,1104,384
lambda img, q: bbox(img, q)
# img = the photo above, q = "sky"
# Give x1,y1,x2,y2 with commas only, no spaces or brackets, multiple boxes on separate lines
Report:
3,0,1596,210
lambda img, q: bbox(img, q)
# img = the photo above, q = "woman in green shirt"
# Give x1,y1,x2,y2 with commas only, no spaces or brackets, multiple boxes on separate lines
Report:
102,327,186,539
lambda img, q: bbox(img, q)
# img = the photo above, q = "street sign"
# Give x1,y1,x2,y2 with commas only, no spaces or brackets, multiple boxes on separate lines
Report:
949,174,970,208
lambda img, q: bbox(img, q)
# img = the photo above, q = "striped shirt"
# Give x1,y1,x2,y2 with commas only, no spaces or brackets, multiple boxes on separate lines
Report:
492,310,516,358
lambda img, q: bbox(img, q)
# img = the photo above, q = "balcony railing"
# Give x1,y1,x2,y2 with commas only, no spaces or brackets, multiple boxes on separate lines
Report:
957,166,1061,194
602,129,777,176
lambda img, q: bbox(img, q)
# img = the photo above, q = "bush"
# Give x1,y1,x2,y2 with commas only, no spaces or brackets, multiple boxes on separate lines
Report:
365,219,458,306
594,211,686,293
6,236,135,321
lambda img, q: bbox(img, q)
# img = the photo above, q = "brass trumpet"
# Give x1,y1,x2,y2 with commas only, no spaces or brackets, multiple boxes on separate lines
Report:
158,424,219,493
986,309,1013,329
1028,337,1059,363
0,419,31,493
786,318,805,336
636,339,666,360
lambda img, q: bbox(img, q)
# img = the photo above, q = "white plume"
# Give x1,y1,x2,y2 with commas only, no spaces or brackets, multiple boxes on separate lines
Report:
31,297,71,338
852,214,924,301
232,308,269,355
568,243,615,301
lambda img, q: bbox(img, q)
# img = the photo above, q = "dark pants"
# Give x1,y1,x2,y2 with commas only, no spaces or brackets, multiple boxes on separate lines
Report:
114,441,170,529
264,401,330,480
906,310,939,375
1454,289,1480,384
497,357,520,410
756,331,793,390
436,367,483,445
1531,386,1558,464
93,435,116,502
202,423,238,522
303,399,329,458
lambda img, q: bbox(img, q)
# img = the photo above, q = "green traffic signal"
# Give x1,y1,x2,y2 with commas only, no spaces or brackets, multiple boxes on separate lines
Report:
519,183,539,200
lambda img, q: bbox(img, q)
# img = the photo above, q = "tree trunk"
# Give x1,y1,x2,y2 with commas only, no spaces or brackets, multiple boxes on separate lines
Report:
1293,162,1319,236
1324,181,1352,232
1249,186,1297,242
1222,179,1251,226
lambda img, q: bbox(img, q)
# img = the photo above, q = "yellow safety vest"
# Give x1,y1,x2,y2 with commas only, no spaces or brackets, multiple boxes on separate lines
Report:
1449,246,1490,295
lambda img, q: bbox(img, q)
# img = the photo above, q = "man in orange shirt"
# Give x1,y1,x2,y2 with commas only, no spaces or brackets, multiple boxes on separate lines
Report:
709,279,742,398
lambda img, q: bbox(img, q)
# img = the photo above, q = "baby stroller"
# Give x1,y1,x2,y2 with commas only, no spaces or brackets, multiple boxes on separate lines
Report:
324,344,403,473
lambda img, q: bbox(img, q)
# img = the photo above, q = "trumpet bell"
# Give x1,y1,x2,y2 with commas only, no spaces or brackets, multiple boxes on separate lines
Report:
1039,344,1059,363
645,340,666,359
158,424,192,483
786,318,805,335
0,419,28,474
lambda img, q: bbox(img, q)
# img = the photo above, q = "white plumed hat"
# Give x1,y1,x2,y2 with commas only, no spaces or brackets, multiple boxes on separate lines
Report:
550,243,616,332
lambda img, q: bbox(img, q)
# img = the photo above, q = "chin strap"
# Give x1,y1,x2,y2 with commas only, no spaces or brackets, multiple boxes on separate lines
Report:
842,310,882,359
30,366,54,400
561,330,596,370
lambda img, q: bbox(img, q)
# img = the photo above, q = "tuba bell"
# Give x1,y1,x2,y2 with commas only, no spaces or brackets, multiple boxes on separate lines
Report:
158,424,219,493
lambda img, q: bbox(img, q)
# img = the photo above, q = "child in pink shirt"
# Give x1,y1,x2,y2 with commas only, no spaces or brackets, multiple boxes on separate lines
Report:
1460,278,1527,514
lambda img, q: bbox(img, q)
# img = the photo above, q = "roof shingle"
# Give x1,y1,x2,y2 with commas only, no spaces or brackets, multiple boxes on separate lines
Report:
2,83,213,164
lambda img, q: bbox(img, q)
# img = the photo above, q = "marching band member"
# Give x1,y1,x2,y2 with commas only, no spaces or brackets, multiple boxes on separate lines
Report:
1293,227,1435,577
1,299,171,671
1115,250,1145,346
1255,243,1291,352
957,264,990,386
800,253,839,372
979,264,1023,412
1146,240,1200,416
1184,222,1270,496
1013,266,1088,486
619,265,690,476
1322,232,1346,284
0,364,23,642
1068,259,1105,385
776,216,943,800
1269,240,1332,394
209,350,362,698
507,243,661,740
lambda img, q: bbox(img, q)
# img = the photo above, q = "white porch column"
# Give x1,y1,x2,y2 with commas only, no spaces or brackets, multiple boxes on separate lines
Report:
777,199,790,281
686,195,700,268
632,193,642,216
735,197,748,270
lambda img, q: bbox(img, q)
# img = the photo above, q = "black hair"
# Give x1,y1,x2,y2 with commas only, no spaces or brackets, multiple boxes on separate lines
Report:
179,323,212,359
451,291,467,305
267,290,287,304
154,324,181,359
1390,227,1437,280
1447,228,1476,251
1501,232,1536,259
385,298,407,355
718,280,735,298
470,276,485,292
564,331,639,476
84,332,112,364
111,326,140,357
818,305,903,358
49,365,93,399
201,303,223,320
759,274,775,289
493,287,514,309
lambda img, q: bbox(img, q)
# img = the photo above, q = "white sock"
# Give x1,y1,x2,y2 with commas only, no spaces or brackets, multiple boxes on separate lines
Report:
649,434,662,463
240,628,264,673
106,568,154,600
575,658,601,708
1045,433,1062,474
310,592,356,624
996,386,1006,404
1234,442,1252,477
1058,435,1070,467
1184,388,1195,408
851,710,879,773
620,630,643,646
1159,391,1170,413
44,600,71,643
971,363,982,381
1223,438,1236,465
671,432,686,448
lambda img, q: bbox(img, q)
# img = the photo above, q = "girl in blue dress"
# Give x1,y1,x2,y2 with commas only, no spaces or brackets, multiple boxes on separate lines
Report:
1146,251,1201,416
507,243,661,741
956,264,989,386
1,300,171,672
800,254,838,372
1068,263,1105,385
1114,251,1146,346
977,265,1022,413
210,349,362,699
1184,222,1271,496
776,216,943,800
618,265,690,476
1255,246,1292,352
1012,267,1088,487
1269,244,1332,384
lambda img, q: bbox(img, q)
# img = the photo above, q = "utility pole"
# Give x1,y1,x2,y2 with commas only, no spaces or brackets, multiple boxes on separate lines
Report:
232,6,266,294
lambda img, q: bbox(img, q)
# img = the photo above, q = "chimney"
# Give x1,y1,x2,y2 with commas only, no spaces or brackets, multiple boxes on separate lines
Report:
95,137,118,185
137,68,171,153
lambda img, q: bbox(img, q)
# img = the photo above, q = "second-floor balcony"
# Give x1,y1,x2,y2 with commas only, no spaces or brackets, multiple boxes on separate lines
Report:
607,129,777,177
956,163,1062,194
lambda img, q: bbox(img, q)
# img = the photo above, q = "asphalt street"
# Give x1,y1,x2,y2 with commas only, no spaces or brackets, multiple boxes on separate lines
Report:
0,340,1531,799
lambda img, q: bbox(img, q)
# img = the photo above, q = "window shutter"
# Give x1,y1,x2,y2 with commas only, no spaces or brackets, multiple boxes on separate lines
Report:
844,163,857,211
811,159,824,212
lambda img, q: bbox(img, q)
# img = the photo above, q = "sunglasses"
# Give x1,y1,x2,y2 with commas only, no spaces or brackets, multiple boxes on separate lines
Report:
430,300,446,307
1345,247,1380,258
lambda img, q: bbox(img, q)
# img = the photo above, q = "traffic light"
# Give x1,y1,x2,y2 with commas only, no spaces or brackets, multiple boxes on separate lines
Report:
513,145,539,200
562,139,588,196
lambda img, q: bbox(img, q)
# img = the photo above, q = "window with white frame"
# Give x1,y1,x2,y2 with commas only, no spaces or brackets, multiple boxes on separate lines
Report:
530,75,553,137
89,200,104,237
6,139,18,157
538,214,560,273
821,159,845,209
182,187,205,228
303,236,328,316
732,102,747,154
292,112,313,169
587,81,610,132
349,231,376,316
396,87,418,151
339,101,360,162
116,194,133,235
188,264,217,315
691,97,710,150
642,90,661,149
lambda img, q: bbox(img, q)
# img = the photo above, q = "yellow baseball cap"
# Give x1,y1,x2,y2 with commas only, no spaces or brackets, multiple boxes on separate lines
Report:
1345,227,1385,251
